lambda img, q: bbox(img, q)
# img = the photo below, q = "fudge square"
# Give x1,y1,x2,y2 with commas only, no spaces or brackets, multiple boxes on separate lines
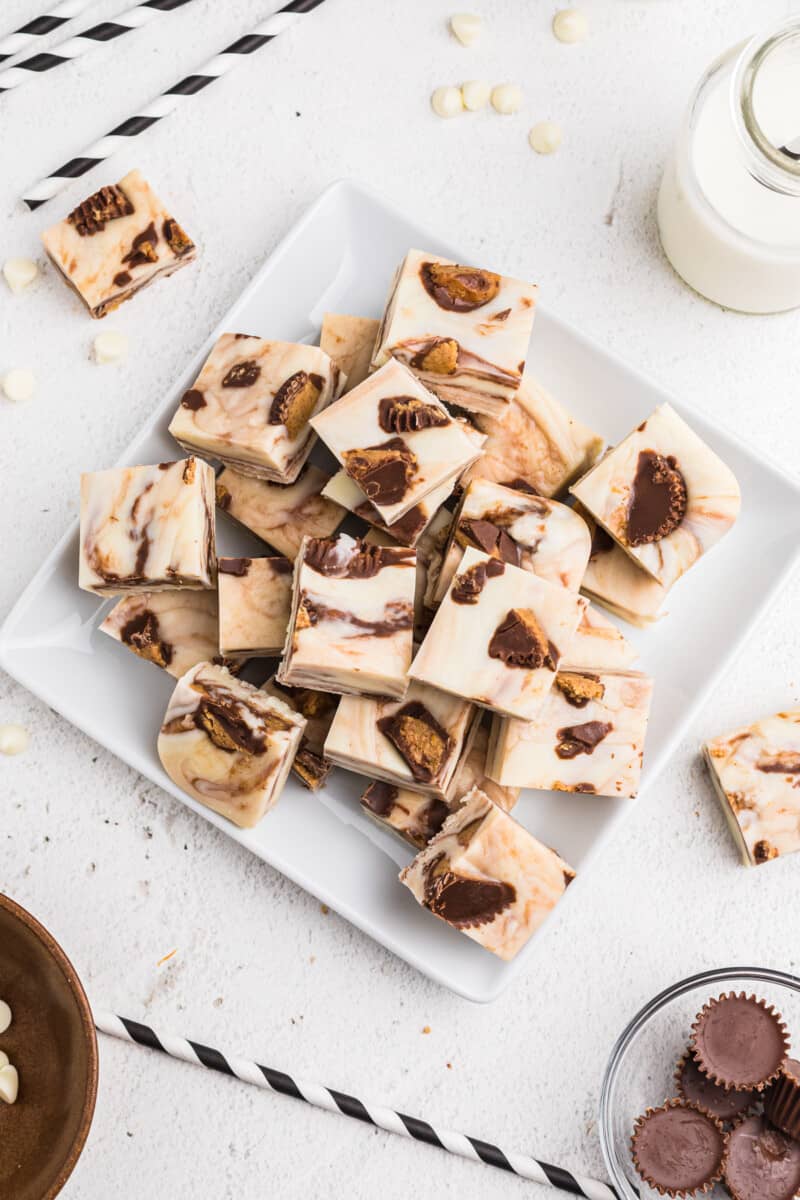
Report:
310,358,482,526
399,787,575,960
100,589,225,678
217,556,292,657
372,248,539,418
486,668,654,796
277,534,416,698
261,676,339,791
578,511,668,627
215,464,346,561
324,680,479,798
79,457,215,595
41,169,195,319
321,469,453,549
409,547,585,720
170,334,342,485
703,710,800,867
319,313,380,394
157,661,305,828
571,403,741,590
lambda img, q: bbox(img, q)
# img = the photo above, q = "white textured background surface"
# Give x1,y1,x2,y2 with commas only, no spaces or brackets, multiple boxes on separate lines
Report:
2,0,800,1196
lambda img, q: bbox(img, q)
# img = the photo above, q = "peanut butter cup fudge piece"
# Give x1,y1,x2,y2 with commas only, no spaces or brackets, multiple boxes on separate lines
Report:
79,457,215,595
579,514,668,627
562,603,638,670
703,710,800,867
324,680,479,798
215,464,346,560
42,170,195,318
261,677,339,791
571,404,740,590
217,557,292,657
170,335,343,485
277,534,415,698
321,470,453,548
409,548,585,720
485,668,654,796
319,314,380,393
310,359,481,526
157,661,305,827
100,589,225,677
372,249,538,418
400,787,575,960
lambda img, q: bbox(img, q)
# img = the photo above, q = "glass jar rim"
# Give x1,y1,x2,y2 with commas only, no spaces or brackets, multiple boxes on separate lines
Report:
733,15,800,195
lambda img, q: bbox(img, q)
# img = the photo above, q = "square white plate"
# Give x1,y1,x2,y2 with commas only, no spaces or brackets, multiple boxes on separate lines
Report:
3,181,799,1003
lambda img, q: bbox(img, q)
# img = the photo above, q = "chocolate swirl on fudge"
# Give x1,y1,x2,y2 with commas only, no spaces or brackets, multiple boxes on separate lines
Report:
488,609,558,670
378,395,450,434
353,497,428,548
451,557,504,604
297,595,413,638
217,557,252,577
120,609,173,669
342,437,417,506
303,537,415,579
626,449,688,546
457,518,521,566
68,183,134,236
269,371,323,439
121,222,159,269
377,701,454,783
423,855,516,928
756,753,800,774
362,780,400,816
555,720,612,759
420,261,501,312
222,360,261,388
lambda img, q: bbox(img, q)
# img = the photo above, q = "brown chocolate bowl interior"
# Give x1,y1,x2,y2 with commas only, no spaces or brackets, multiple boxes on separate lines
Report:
0,894,98,1200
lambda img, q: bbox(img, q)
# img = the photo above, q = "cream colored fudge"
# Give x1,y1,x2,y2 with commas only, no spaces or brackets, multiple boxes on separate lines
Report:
461,373,604,497
409,548,585,720
261,677,339,791
486,668,654,797
41,169,195,318
399,787,575,960
571,404,740,590
215,464,346,561
413,507,455,637
277,534,415,698
579,514,668,627
562,602,638,670
310,358,481,526
324,680,479,798
169,334,343,485
703,710,800,867
100,589,226,678
217,556,292,657
433,479,590,603
157,661,305,827
372,249,538,418
79,457,215,595
322,469,453,548
319,313,380,393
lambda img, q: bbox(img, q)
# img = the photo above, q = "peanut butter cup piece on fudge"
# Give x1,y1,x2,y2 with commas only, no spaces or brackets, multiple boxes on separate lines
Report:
100,590,229,678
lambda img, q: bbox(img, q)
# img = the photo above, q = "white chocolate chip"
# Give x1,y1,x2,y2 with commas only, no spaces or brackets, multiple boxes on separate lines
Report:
93,330,129,365
1,369,36,403
461,79,490,111
0,1065,19,1105
552,8,588,44
529,120,563,154
431,86,464,119
0,1052,8,1071
491,83,523,115
0,724,29,756
3,257,39,294
449,13,481,46
0,1001,11,1035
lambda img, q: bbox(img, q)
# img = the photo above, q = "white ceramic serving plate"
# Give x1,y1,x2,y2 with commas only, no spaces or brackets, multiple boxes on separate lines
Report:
3,181,799,1003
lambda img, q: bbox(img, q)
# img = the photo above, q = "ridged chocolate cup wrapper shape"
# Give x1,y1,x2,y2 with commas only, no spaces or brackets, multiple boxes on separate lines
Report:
690,992,789,1092
675,1051,759,1123
724,1114,800,1200
630,1100,728,1197
765,1059,800,1141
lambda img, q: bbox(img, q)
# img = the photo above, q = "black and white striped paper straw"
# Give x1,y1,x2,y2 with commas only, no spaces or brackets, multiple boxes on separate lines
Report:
0,0,94,64
0,0,193,92
22,0,327,210
95,1010,621,1199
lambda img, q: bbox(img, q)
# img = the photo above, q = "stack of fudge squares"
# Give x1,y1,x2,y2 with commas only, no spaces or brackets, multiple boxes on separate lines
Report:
62,180,741,961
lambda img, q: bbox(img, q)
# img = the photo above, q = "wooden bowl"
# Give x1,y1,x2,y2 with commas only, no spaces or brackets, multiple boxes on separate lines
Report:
0,894,98,1199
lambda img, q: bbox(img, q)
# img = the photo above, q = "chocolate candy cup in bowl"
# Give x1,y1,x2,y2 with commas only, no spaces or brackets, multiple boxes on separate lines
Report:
599,967,800,1198
0,893,98,1199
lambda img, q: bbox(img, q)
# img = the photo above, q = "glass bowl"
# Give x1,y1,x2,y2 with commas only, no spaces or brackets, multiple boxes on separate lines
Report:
599,967,800,1198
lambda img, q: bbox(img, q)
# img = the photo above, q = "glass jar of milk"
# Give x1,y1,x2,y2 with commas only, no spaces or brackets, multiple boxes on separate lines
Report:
658,17,800,313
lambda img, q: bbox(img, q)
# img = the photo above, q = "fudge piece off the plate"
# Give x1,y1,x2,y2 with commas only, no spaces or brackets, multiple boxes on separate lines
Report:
578,514,668,627
157,661,305,827
217,556,292,657
100,589,226,678
319,313,380,393
409,547,585,720
324,679,479,798
310,358,481,526
322,469,453,548
277,534,415,698
486,668,654,797
399,786,575,960
571,403,741,590
170,334,343,485
261,677,339,791
372,248,538,417
41,169,196,318
215,464,346,560
79,457,215,595
703,710,800,867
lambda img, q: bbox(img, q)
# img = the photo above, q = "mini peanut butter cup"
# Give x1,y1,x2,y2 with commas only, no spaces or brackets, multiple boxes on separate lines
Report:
675,1052,758,1123
765,1059,800,1141
724,1114,800,1200
631,1100,727,1197
690,992,789,1091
